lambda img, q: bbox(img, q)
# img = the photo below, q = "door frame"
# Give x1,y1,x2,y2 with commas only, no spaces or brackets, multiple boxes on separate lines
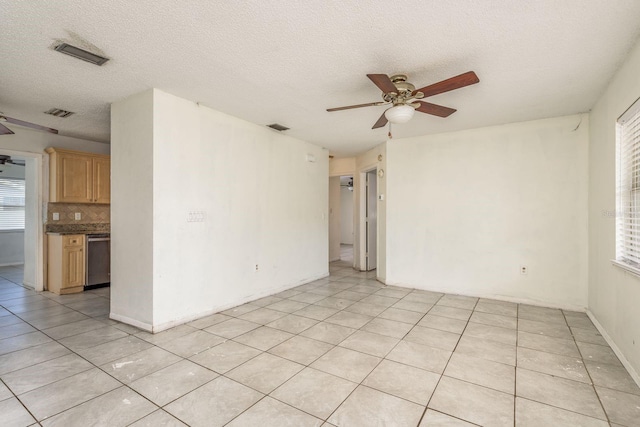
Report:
0,149,45,291
358,166,377,271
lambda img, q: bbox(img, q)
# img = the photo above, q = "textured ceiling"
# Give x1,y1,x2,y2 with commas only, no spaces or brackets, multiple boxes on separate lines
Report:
1,1,640,156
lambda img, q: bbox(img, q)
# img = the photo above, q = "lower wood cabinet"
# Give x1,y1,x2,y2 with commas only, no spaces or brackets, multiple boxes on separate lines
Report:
48,234,85,294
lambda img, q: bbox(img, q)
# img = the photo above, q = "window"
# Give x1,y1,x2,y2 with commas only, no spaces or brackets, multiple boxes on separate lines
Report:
616,98,640,270
0,178,25,231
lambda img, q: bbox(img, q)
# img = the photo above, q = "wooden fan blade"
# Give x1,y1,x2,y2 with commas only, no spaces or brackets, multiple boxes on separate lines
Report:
327,102,384,112
414,71,479,98
2,116,58,134
415,101,457,117
372,112,388,129
0,123,15,135
367,74,397,94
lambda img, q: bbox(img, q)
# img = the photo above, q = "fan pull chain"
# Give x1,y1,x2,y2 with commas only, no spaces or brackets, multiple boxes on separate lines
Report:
388,122,393,139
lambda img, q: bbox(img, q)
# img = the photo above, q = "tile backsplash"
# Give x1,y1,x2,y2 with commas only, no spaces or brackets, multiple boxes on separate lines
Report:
46,203,110,224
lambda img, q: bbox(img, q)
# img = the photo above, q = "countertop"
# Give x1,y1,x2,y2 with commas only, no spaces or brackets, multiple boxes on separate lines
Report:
45,223,110,234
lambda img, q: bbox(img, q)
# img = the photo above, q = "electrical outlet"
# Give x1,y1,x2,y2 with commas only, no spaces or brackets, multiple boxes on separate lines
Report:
255,264,259,271
520,266,528,275
74,212,81,220
52,212,60,221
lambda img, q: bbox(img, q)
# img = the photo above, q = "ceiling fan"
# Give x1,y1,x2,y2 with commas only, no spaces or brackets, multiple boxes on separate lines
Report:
0,114,58,135
0,155,25,167
327,71,479,129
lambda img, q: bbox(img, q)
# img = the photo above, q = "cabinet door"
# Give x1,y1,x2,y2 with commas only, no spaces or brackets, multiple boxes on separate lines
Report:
63,245,85,288
93,157,111,204
59,153,93,203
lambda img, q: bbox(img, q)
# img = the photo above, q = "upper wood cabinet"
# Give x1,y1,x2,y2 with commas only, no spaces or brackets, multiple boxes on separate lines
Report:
46,148,110,204
93,156,111,204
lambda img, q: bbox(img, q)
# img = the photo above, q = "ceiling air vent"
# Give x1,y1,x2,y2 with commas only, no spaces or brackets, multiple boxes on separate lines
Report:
44,108,75,118
54,43,109,66
267,123,289,131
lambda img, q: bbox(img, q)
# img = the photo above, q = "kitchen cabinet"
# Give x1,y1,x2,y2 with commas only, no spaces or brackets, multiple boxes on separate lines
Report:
46,147,110,204
47,234,85,294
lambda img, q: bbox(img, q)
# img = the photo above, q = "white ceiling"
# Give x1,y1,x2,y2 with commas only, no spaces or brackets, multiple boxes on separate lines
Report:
2,1,640,157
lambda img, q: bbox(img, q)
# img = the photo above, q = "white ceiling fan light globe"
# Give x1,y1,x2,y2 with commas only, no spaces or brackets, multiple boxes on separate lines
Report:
384,104,415,124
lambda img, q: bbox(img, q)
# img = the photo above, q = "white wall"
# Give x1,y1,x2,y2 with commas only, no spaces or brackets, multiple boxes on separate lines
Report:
0,162,25,266
340,185,354,244
386,114,589,310
0,232,24,266
0,162,25,179
588,38,640,380
110,90,155,329
22,157,38,287
111,89,328,331
329,157,355,177
329,177,341,261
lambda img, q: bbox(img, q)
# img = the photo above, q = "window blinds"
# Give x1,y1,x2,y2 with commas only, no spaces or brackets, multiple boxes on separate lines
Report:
616,99,640,268
0,178,26,230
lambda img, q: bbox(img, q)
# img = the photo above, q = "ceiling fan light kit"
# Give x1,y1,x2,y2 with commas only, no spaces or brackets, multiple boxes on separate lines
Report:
385,104,415,124
326,71,479,130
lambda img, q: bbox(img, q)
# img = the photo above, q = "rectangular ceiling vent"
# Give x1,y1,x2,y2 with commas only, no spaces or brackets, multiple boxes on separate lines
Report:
44,108,75,118
54,43,109,66
267,123,289,131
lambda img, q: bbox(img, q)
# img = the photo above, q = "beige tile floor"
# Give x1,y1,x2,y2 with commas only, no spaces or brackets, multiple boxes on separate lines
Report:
1,261,639,426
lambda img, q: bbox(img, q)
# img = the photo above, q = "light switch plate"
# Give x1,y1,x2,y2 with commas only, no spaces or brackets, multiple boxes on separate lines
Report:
52,212,60,221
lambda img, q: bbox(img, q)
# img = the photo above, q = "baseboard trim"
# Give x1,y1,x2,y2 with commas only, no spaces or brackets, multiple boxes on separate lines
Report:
0,262,24,267
383,279,586,312
109,313,153,332
150,271,331,333
586,310,640,388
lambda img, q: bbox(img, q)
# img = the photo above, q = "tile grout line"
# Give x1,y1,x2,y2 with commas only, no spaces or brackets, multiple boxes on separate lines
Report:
2,267,634,425
219,283,441,424
0,285,173,424
0,376,40,425
414,294,475,426
563,309,612,426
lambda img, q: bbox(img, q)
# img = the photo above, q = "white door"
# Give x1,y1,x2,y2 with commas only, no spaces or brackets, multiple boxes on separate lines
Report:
366,170,377,271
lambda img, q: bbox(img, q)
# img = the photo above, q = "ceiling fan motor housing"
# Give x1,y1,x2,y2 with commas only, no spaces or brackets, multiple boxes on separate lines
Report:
384,74,421,106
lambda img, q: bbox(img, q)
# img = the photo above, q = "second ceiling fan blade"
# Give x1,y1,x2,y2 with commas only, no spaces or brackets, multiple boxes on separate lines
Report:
2,116,58,134
367,74,398,94
327,102,384,112
414,71,479,98
0,123,15,135
415,101,457,117
372,112,388,129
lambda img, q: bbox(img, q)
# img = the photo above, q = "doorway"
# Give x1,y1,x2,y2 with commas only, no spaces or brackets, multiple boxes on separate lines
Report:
328,175,355,265
339,176,354,263
364,169,377,271
0,149,43,290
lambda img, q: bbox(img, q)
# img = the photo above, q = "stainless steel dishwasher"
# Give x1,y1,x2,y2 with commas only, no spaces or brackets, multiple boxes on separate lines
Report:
85,233,110,288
